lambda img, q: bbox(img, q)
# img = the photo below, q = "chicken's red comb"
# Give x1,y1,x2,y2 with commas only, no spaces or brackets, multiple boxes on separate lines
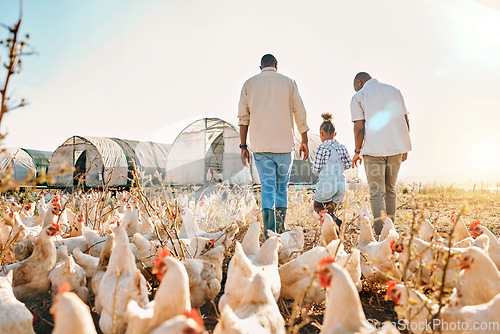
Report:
386,280,397,295
50,222,60,230
318,209,328,216
390,240,396,250
53,195,60,202
182,308,204,328
210,239,215,244
317,257,335,271
53,202,61,210
469,220,481,231
153,248,171,267
58,282,71,294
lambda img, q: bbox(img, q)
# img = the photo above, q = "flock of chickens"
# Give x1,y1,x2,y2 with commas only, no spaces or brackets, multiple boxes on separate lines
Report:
0,189,499,334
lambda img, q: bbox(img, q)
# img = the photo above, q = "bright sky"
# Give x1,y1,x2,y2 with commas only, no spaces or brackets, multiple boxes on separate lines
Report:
1,0,499,186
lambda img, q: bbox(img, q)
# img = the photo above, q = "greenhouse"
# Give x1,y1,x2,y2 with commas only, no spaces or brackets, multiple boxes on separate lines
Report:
48,136,170,188
0,148,52,184
165,118,248,185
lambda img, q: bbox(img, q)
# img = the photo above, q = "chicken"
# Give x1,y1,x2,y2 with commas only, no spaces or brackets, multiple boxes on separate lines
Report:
440,292,500,334
418,217,443,242
379,216,398,242
318,210,338,246
50,283,98,334
179,207,206,238
470,222,500,270
450,211,471,244
214,272,285,334
167,236,216,259
83,226,138,258
0,270,35,334
318,260,400,334
126,250,192,334
133,232,159,268
150,311,205,334
0,222,60,301
43,199,62,227
67,210,85,237
279,239,361,318
241,221,261,260
357,215,399,283
219,237,281,312
49,246,89,303
182,245,225,308
268,226,304,265
72,248,99,280
119,203,140,237
96,226,149,334
14,234,87,261
179,207,238,243
356,196,371,218
449,246,500,307
386,282,437,334
91,235,114,303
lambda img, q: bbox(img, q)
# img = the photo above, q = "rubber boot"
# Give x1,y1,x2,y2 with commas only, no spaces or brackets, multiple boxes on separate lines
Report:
275,207,287,234
262,209,276,239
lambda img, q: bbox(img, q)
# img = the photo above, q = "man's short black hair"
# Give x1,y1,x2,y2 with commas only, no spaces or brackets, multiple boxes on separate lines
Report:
261,54,277,68
354,72,372,83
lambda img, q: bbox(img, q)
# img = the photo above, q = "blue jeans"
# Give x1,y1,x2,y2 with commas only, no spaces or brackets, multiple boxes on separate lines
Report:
253,152,293,210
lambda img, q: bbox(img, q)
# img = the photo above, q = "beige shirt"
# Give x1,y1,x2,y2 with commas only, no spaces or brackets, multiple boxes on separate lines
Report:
238,67,309,153
350,78,411,156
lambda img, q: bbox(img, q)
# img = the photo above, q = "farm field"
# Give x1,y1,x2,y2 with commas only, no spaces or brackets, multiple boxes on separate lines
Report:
1,184,500,334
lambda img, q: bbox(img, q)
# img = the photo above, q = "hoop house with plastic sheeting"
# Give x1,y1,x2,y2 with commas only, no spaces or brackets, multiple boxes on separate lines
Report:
48,136,129,188
166,118,251,185
48,136,171,188
109,138,170,186
0,148,52,184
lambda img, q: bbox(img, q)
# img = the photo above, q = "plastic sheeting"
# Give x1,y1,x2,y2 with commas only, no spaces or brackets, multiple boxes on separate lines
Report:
166,118,250,185
0,148,36,183
48,136,170,188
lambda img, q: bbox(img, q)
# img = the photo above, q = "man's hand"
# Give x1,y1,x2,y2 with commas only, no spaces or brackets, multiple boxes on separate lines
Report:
402,152,408,162
352,153,362,167
241,148,250,166
299,142,309,162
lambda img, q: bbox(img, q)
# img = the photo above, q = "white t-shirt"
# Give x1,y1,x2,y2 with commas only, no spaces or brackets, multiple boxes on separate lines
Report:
350,79,412,156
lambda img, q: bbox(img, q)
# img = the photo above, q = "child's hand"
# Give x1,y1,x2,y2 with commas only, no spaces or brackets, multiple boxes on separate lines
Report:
352,153,362,167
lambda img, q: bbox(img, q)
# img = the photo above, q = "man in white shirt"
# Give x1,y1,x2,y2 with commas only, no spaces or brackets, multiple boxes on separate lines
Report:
350,72,411,235
238,54,309,237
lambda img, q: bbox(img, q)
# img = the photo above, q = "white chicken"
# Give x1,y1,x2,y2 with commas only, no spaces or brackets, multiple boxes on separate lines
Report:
440,292,500,334
356,215,399,283
182,245,225,308
96,226,149,334
0,222,60,301
126,250,193,334
268,226,304,265
318,260,400,334
219,237,281,312
49,282,98,334
0,271,35,334
449,246,500,307
49,246,89,303
385,282,437,334
214,272,285,334
279,239,361,318
470,221,500,270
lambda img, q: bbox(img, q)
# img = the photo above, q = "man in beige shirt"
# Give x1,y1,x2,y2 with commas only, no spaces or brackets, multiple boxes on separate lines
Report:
238,54,309,237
